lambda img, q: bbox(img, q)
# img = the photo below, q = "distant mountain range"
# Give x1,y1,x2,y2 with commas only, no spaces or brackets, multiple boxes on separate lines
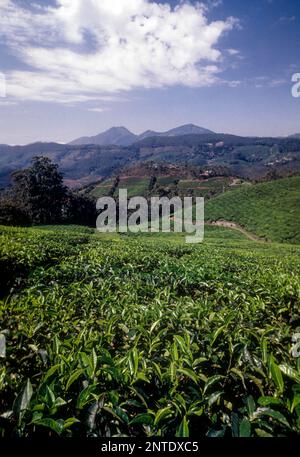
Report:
137,124,214,141
1,132,300,188
69,124,215,146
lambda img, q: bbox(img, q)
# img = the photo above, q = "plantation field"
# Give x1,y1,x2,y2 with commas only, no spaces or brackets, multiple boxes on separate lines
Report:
89,179,116,199
205,176,300,244
119,177,150,198
0,225,300,437
178,177,231,190
177,177,236,198
156,176,179,187
88,176,242,200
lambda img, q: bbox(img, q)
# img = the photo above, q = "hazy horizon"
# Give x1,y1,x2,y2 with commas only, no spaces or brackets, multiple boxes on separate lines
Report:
2,122,299,147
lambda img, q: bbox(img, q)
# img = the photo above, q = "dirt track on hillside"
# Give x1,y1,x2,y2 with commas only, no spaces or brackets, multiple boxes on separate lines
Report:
206,220,266,242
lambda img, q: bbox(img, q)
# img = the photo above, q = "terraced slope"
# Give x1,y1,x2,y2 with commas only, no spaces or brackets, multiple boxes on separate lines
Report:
205,177,300,244
89,175,243,200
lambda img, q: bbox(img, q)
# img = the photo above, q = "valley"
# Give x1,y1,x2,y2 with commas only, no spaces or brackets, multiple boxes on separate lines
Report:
1,125,300,188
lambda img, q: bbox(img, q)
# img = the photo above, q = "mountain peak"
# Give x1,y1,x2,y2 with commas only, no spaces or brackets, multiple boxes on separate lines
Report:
181,123,199,128
107,126,131,133
166,124,214,136
69,126,138,146
138,124,214,140
69,124,215,146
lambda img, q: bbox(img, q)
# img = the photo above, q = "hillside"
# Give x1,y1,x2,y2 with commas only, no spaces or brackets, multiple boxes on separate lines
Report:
1,134,300,187
134,134,300,180
205,176,300,243
86,162,244,200
0,143,137,188
89,176,237,199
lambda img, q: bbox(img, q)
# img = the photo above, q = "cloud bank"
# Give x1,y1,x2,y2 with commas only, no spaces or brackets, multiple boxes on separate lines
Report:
0,0,237,103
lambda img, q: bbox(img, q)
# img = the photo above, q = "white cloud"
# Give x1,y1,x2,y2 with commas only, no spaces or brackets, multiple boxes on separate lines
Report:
206,0,223,8
0,0,238,103
268,78,286,88
278,16,296,24
227,48,240,56
88,107,109,113
0,100,17,106
222,75,287,89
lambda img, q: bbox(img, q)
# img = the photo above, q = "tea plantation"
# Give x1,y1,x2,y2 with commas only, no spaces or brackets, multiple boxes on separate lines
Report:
0,225,299,437
205,177,300,244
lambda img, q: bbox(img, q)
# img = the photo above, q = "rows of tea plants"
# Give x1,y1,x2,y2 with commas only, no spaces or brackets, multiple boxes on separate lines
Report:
0,225,300,437
205,176,300,244
0,225,94,297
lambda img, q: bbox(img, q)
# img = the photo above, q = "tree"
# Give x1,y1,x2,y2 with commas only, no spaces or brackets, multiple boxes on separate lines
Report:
62,191,96,226
0,156,98,227
0,193,30,226
11,156,67,224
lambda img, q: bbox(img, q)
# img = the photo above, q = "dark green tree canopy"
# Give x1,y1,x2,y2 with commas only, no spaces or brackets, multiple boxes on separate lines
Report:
0,156,96,227
11,156,67,224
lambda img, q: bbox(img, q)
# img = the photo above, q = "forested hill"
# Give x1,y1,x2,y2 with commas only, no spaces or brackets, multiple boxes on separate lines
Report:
0,134,300,187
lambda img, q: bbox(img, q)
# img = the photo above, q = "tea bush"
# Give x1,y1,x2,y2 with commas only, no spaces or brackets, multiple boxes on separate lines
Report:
0,226,299,437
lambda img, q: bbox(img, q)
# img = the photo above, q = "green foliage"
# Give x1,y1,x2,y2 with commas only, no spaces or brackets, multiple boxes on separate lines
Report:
11,156,66,225
0,225,93,296
90,179,118,199
119,178,150,198
89,175,238,201
0,225,299,437
0,157,96,227
205,177,300,243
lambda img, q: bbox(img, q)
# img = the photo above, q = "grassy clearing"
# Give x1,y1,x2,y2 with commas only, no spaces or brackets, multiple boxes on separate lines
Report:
0,225,299,437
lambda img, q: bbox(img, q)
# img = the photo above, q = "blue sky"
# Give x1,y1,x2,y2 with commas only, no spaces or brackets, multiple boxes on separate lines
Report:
0,0,299,144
